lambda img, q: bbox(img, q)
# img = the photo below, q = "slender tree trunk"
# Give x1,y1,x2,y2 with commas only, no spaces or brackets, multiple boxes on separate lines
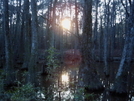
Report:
74,0,79,49
22,0,31,69
46,2,51,49
92,0,98,60
16,0,22,62
103,0,111,76
99,17,103,61
3,0,15,85
51,0,57,47
110,2,116,60
28,0,38,85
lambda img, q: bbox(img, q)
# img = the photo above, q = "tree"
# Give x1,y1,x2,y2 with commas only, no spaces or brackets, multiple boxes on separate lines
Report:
22,0,31,69
3,0,15,85
111,0,134,94
28,0,38,85
78,0,104,91
103,0,111,76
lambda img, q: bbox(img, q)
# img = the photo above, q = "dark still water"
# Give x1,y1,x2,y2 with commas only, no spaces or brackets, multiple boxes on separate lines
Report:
39,62,134,101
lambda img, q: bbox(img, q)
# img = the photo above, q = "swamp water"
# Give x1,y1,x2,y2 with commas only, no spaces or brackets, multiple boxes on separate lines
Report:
38,62,134,101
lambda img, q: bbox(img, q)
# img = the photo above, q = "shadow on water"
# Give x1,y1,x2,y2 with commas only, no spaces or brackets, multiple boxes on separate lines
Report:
39,62,134,101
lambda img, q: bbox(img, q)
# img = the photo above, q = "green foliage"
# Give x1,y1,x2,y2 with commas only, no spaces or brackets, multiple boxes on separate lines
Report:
0,46,61,101
0,70,45,101
84,93,95,101
74,87,96,101
46,47,60,78
74,87,84,101
10,71,45,101
0,70,6,100
0,70,5,92
11,83,36,101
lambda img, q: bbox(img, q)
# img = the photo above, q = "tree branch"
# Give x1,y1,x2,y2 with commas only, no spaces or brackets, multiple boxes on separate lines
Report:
120,0,129,17
128,0,131,6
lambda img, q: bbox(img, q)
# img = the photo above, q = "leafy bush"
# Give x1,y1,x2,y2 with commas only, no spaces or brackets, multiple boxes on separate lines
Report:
11,83,37,101
46,47,60,79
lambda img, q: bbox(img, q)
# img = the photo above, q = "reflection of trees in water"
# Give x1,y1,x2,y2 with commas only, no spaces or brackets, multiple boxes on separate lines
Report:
39,62,134,101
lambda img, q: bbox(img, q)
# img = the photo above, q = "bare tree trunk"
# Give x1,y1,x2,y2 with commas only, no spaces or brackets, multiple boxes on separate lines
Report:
15,0,22,62
103,0,111,77
46,1,52,49
78,0,103,92
22,0,31,69
74,0,79,49
3,0,15,85
110,2,116,61
28,0,38,85
92,0,98,60
51,0,57,47
99,17,103,61
111,1,134,94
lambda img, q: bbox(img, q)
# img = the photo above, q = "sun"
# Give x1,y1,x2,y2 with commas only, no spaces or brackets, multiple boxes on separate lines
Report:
61,18,71,30
62,73,69,82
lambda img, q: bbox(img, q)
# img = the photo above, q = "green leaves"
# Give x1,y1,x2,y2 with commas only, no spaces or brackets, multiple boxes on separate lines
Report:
46,47,59,76
11,83,36,101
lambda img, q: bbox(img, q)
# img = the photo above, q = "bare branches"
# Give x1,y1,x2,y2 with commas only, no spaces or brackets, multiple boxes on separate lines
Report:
128,0,131,6
120,0,129,17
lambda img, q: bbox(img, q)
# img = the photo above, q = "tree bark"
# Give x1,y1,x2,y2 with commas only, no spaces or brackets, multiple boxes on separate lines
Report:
22,0,31,69
3,0,15,85
78,0,103,91
28,0,38,85
111,1,134,94
51,0,57,47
